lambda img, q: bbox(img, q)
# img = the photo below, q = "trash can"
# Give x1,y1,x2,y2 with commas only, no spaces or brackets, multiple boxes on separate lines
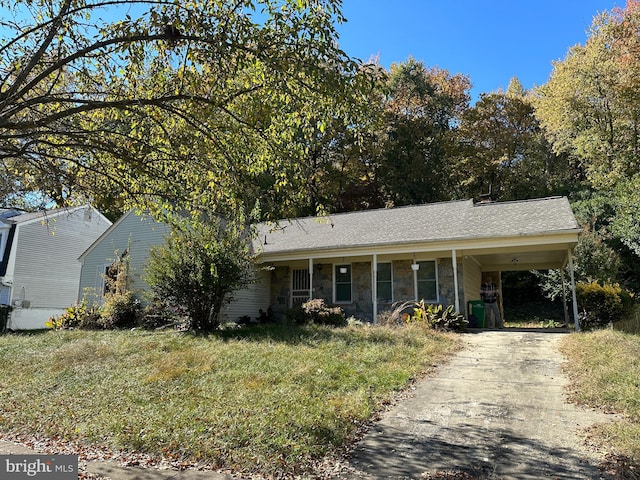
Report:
0,304,11,333
468,300,485,328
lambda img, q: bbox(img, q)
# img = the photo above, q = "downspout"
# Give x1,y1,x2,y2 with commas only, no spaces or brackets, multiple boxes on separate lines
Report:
452,249,460,313
568,249,580,331
372,254,377,324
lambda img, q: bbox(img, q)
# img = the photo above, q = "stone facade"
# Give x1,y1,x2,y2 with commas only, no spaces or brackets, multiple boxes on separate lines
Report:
437,258,464,309
268,257,464,322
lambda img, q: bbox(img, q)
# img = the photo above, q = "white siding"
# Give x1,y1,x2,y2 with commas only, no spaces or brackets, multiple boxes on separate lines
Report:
11,207,110,312
78,211,170,304
221,269,271,323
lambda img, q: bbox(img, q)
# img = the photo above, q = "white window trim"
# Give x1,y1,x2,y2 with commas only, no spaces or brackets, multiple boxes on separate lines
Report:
376,261,394,303
95,263,111,300
333,263,352,304
415,259,439,303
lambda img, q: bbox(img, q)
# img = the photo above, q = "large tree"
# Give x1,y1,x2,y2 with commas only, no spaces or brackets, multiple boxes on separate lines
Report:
535,1,640,256
0,0,365,222
453,78,572,201
376,58,471,206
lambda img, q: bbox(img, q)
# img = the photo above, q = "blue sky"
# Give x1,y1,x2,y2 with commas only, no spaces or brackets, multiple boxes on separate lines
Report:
335,1,621,100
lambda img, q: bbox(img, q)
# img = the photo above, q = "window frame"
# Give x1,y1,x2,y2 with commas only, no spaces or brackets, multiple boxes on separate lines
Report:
415,260,438,303
376,262,393,303
333,263,352,304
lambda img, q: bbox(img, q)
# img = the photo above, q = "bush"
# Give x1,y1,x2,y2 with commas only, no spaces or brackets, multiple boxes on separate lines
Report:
139,299,187,329
47,300,101,330
576,281,635,330
145,219,256,332
288,299,346,327
100,291,142,329
376,309,403,326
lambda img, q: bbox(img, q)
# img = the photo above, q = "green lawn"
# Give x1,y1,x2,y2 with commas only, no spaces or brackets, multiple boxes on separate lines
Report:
0,324,461,476
560,330,640,468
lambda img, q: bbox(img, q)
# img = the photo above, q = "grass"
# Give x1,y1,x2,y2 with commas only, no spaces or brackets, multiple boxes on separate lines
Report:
560,329,640,465
614,308,640,335
0,323,461,477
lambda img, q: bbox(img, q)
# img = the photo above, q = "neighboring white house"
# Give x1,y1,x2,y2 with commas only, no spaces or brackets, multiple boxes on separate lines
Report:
1,206,111,330
77,210,271,322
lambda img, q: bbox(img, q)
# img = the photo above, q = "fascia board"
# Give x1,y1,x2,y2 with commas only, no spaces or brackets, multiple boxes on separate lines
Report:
78,209,134,263
257,230,581,262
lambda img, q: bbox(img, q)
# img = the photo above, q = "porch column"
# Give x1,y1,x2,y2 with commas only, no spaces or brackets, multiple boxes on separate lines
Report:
308,258,314,301
452,249,460,313
372,254,378,324
568,249,580,331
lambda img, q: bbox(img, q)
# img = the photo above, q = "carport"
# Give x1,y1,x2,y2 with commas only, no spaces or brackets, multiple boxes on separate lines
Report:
459,241,580,329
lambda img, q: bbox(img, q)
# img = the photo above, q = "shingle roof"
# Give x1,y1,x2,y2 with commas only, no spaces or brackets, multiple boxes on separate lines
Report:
0,209,20,223
254,197,580,255
6,205,92,225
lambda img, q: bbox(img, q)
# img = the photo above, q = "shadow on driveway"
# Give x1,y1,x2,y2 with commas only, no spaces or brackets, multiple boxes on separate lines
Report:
338,331,615,480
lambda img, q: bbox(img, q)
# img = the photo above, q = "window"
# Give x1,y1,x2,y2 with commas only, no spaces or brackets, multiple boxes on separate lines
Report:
334,264,352,303
291,269,310,306
103,263,118,296
376,262,392,302
417,261,437,302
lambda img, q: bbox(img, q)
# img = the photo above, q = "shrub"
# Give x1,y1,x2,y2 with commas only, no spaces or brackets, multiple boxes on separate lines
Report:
288,299,346,327
376,309,403,326
47,300,101,330
576,281,636,330
100,291,142,329
145,219,256,332
140,299,188,330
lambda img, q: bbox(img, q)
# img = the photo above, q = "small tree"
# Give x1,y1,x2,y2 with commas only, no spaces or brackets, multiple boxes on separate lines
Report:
145,219,256,332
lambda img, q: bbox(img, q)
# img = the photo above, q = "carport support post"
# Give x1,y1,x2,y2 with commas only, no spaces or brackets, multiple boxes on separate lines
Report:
452,249,460,313
568,250,580,331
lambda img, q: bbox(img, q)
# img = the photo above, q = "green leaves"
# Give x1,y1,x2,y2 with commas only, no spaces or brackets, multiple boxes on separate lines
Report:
145,217,256,332
535,3,640,190
0,0,364,222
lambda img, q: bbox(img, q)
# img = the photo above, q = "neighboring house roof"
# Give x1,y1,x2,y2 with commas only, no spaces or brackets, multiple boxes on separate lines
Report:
8,205,83,224
255,196,581,256
0,205,111,275
0,209,20,222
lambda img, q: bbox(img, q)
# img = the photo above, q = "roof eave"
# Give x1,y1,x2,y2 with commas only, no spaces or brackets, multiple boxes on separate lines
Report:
256,228,582,262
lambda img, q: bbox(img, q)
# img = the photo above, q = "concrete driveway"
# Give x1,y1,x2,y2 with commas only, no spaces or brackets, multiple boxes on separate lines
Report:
340,330,615,480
